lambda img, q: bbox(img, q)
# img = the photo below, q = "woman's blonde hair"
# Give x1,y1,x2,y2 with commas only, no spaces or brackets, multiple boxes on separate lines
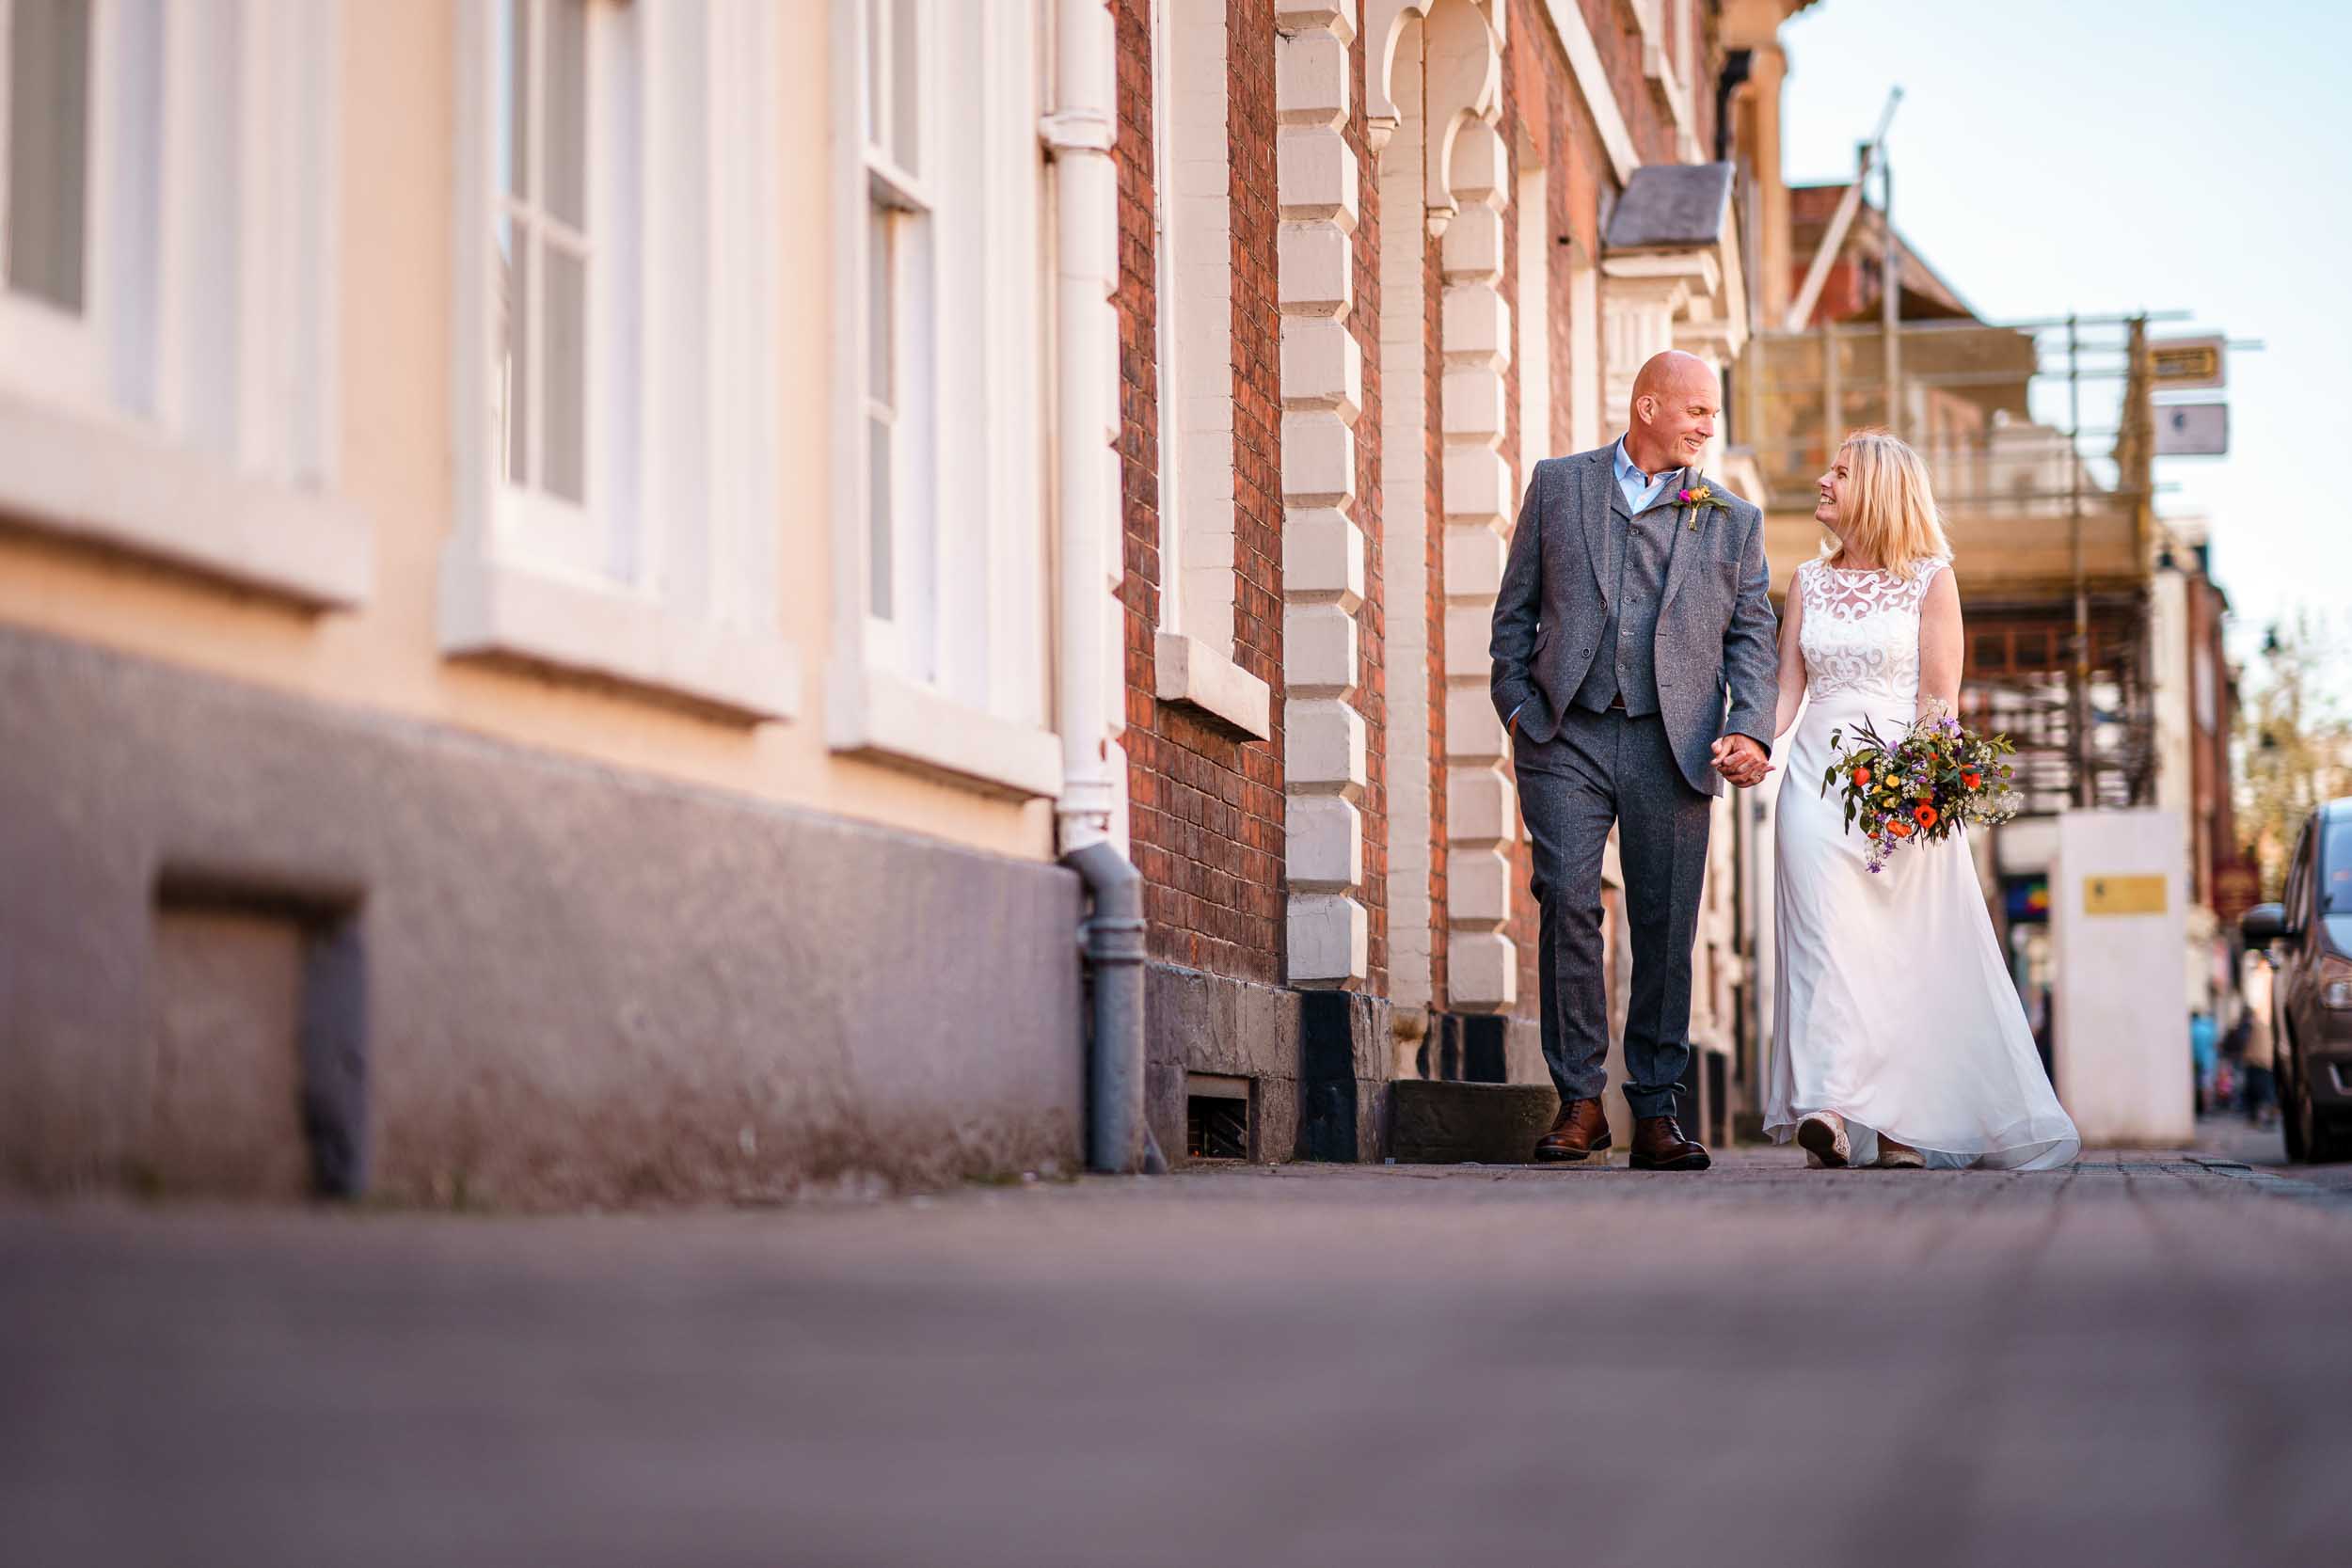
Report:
1825,428,1950,579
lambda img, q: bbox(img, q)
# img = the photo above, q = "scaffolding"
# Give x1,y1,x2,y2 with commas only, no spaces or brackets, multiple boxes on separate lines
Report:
1740,309,2183,815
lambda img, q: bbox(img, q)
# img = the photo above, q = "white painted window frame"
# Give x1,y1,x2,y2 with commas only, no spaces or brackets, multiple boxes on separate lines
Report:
1145,0,1269,739
444,0,798,722
826,0,1060,800
1516,153,1551,467
0,0,366,608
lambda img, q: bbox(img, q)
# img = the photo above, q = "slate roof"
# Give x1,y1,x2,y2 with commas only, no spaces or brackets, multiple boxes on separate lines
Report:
1602,162,1736,253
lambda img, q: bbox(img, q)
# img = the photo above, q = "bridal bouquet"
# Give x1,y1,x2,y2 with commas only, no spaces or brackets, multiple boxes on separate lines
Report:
1820,710,2020,873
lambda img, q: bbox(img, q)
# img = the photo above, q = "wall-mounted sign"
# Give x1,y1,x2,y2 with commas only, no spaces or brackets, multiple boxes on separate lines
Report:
2156,402,2228,456
2152,335,2226,389
2213,863,2263,927
2084,874,2168,916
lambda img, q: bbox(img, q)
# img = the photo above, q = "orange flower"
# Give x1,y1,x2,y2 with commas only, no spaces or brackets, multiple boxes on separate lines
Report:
1890,820,1915,839
1852,767,1872,788
1915,803,1939,828
1962,770,1981,789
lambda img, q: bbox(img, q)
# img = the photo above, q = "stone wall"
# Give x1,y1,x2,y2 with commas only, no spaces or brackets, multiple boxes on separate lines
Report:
0,627,1086,1206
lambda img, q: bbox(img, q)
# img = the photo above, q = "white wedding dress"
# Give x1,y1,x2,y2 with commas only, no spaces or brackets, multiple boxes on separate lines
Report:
1764,559,2081,1169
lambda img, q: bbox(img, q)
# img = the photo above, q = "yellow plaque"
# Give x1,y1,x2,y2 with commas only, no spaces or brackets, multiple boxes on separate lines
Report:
2083,875,2168,916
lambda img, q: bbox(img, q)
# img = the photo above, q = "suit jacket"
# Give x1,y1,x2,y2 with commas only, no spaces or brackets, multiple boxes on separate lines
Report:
1488,442,1779,797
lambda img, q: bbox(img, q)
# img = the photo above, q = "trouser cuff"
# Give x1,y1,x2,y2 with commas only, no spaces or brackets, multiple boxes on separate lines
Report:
1550,1073,1607,1104
1623,1084,1681,1120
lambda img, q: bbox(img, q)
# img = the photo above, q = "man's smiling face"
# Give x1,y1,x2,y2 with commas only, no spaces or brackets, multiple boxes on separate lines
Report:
1628,352,1720,471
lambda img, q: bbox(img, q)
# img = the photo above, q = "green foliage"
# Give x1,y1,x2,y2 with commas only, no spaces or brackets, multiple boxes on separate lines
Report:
2238,610,2352,897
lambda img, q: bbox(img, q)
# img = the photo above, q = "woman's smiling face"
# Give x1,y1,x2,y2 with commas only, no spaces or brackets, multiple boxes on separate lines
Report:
1815,450,1851,531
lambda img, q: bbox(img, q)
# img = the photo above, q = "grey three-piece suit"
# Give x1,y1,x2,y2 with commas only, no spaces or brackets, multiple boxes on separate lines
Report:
1488,444,1778,1119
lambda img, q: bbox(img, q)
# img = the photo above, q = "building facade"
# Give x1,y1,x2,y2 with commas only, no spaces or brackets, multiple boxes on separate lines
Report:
1118,0,1800,1162
0,0,1136,1204
2150,517,2243,1020
0,0,1813,1202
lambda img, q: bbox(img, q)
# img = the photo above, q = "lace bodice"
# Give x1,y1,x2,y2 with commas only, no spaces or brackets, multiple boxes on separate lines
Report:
1796,557,1947,702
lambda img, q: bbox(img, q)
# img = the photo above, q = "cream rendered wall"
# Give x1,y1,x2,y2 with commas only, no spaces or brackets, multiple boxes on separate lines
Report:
0,1,1057,863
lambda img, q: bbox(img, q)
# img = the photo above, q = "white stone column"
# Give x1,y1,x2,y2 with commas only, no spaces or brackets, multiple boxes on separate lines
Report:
1376,22,1432,1010
1276,1,1368,988
1438,114,1516,1011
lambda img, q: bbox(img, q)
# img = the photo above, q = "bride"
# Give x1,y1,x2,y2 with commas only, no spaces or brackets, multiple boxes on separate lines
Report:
1763,431,2080,1171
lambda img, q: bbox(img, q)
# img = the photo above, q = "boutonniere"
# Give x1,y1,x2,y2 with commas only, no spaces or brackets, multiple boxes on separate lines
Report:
1677,481,1731,531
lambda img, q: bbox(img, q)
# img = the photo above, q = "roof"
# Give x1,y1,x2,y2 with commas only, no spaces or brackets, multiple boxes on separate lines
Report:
1604,162,1736,252
1788,182,1975,321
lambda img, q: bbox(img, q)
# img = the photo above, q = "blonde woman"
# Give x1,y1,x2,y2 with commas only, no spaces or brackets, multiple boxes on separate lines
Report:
1762,431,2079,1170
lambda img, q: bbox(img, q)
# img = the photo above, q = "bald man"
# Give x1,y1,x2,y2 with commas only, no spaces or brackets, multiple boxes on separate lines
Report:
1489,350,1778,1171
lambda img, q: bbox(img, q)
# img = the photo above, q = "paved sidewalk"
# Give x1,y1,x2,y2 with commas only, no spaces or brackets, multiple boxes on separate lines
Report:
6,1145,2351,1567
2189,1113,2352,1189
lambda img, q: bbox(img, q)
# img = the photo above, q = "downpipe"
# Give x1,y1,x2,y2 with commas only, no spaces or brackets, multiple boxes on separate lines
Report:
1066,840,1160,1174
1045,0,1159,1176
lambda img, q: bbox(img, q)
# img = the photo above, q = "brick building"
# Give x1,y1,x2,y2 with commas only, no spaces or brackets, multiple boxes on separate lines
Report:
1115,0,1813,1163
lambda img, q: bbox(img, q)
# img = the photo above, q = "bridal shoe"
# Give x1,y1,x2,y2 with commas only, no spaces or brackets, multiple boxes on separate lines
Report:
1875,1138,1927,1169
1796,1110,1851,1169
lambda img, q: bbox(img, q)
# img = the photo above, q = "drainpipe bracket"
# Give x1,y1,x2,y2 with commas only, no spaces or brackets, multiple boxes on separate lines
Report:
1078,913,1148,963
1040,108,1115,156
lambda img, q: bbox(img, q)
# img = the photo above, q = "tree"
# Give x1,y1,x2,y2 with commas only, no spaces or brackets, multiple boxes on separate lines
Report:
2237,610,2352,897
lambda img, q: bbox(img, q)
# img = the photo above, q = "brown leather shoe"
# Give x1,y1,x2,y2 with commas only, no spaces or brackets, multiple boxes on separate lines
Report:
1533,1098,1612,1163
1629,1114,1711,1171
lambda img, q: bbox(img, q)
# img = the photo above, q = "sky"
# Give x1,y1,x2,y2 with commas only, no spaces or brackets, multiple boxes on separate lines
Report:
1777,0,2352,690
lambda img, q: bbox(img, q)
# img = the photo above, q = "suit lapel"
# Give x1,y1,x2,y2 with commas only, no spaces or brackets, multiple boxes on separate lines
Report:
1584,450,1620,607
1658,471,1706,615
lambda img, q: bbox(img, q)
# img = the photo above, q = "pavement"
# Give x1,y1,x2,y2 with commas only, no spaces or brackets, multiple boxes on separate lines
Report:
7,1131,2352,1567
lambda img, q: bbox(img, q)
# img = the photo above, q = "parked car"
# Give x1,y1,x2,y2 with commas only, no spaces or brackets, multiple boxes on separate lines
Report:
2242,798,2352,1163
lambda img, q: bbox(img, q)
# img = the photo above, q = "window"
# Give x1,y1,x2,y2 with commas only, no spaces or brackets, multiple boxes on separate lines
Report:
1139,0,1268,739
0,0,361,606
826,0,1059,798
446,0,798,721
485,0,636,582
1516,155,1550,465
1566,243,1600,451
2325,820,2352,917
2,0,92,319
496,0,591,508
2285,824,2311,925
860,0,936,676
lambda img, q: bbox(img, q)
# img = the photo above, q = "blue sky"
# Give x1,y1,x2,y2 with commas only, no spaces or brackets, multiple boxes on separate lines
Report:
1778,0,2352,684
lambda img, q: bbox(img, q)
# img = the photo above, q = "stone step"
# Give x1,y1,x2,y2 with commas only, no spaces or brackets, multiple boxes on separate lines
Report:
1388,1079,1567,1165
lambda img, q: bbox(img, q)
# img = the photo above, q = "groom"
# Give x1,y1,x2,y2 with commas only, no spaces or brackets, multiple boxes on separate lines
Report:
1489,351,1778,1171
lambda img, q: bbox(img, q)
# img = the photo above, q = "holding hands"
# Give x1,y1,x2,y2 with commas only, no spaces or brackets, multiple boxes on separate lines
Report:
1711,734,1772,789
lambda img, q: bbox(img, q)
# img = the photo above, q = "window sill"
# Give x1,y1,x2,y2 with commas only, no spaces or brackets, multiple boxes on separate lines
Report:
1154,631,1273,740
438,552,802,722
828,663,1064,801
0,388,371,609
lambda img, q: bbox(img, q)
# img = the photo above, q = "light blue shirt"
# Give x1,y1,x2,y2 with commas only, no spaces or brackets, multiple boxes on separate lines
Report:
1612,436,1679,516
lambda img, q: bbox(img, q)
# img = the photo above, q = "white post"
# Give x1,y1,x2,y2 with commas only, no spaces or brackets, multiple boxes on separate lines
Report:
2052,808,2194,1146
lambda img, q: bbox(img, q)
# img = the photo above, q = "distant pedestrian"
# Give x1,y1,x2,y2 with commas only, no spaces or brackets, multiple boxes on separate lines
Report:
2242,955,2278,1127
2190,1011,2217,1117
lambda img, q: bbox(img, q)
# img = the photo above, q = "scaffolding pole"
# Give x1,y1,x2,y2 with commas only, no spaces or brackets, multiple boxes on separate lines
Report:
2068,313,2090,809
